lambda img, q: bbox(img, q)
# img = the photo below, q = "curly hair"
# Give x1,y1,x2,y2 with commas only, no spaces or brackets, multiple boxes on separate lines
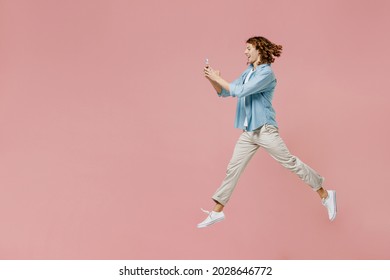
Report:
246,36,283,64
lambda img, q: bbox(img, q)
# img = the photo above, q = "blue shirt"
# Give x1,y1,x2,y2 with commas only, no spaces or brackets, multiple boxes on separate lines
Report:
218,63,278,131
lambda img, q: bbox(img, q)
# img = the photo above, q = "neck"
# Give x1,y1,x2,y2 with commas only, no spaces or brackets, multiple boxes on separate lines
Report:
253,60,261,69
253,60,268,69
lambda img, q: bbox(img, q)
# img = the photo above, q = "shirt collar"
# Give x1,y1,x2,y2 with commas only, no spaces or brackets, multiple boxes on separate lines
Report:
249,63,270,71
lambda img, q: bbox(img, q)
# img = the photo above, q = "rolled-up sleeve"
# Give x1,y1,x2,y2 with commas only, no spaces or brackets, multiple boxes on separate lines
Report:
218,87,231,97
217,76,242,97
230,69,275,98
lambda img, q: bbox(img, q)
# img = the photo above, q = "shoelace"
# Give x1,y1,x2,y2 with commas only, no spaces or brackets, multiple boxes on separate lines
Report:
200,208,210,215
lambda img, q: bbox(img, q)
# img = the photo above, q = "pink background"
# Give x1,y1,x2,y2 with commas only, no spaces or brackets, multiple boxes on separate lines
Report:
1,0,390,259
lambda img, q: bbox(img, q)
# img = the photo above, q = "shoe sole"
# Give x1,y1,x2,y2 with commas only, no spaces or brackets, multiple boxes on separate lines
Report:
197,216,225,228
330,191,337,221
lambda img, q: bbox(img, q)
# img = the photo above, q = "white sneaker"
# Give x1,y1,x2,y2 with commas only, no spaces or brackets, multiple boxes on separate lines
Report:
322,190,337,221
197,208,225,228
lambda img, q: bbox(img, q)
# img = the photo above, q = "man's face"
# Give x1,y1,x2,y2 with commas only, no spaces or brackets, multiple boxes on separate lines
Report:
244,43,261,65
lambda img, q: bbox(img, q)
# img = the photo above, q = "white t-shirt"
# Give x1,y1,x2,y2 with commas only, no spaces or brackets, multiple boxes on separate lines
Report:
243,68,255,127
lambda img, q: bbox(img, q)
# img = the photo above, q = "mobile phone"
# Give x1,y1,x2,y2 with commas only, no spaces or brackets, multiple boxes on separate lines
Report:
205,58,209,66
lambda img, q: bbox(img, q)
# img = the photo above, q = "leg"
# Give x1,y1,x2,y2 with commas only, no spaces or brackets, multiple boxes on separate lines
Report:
197,131,259,228
254,124,324,191
253,124,336,221
213,202,225,212
212,131,259,207
316,187,328,199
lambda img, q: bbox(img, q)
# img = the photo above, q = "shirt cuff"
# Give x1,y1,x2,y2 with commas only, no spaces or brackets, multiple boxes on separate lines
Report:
230,82,237,97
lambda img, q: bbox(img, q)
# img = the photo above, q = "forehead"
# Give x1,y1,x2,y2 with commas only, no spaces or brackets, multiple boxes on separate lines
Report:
246,43,255,49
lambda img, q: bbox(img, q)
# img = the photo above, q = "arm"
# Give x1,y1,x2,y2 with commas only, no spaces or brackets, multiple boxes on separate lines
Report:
207,76,222,93
204,65,231,97
229,69,275,98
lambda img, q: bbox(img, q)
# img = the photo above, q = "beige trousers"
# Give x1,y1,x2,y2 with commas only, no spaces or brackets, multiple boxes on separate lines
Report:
212,124,324,205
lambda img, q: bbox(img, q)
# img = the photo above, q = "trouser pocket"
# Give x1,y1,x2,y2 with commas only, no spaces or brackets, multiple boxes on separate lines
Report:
264,124,278,134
